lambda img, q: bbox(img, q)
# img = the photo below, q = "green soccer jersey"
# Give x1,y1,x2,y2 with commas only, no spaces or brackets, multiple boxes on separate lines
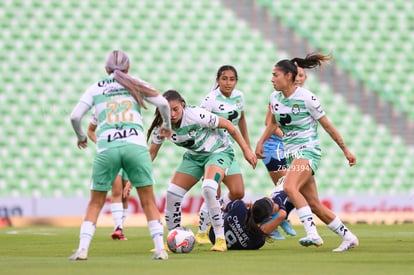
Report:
200,88,244,141
152,105,231,155
79,75,148,152
269,87,326,157
200,88,245,126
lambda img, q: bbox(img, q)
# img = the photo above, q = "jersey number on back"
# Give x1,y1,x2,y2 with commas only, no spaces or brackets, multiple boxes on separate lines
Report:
106,100,134,123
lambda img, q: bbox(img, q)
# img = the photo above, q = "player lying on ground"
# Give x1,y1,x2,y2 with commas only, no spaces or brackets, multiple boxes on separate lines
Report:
208,184,295,250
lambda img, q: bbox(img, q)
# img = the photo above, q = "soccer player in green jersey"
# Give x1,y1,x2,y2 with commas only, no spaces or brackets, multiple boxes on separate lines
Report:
148,90,257,252
196,65,250,244
69,50,172,260
256,52,359,252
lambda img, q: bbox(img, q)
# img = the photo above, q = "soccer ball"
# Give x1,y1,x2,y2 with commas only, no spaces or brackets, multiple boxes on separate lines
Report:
167,227,195,253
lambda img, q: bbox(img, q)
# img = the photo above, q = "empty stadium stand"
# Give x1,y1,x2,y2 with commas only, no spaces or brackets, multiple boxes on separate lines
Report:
0,0,412,199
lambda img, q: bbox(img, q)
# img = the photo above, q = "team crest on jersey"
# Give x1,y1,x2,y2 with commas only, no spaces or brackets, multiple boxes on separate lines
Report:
291,104,300,114
188,129,197,138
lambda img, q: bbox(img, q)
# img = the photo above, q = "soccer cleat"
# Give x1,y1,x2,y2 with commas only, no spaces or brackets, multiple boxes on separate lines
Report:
280,220,297,236
152,249,168,260
270,228,286,240
211,237,227,252
299,234,324,248
112,227,127,240
333,236,359,252
195,232,211,245
150,242,170,253
68,248,88,261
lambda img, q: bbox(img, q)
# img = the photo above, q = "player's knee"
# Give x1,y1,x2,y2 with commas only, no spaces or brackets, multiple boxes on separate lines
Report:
283,183,296,197
202,187,216,200
228,189,244,200
201,179,218,200
111,190,122,199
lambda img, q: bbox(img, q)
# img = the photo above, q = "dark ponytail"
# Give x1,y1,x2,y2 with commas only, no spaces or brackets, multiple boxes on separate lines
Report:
290,52,331,69
276,52,332,83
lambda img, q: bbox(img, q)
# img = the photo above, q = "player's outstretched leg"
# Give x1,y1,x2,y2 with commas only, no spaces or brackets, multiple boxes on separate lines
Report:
280,219,296,236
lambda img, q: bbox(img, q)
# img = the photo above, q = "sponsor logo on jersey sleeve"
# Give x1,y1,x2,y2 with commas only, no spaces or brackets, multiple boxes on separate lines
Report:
208,115,217,127
311,95,324,113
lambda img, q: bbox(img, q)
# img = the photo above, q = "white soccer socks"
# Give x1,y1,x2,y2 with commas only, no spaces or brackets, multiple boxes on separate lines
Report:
165,183,187,230
201,179,224,239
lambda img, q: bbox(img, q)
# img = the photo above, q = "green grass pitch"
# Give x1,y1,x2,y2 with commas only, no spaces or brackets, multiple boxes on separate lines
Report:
0,224,413,275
